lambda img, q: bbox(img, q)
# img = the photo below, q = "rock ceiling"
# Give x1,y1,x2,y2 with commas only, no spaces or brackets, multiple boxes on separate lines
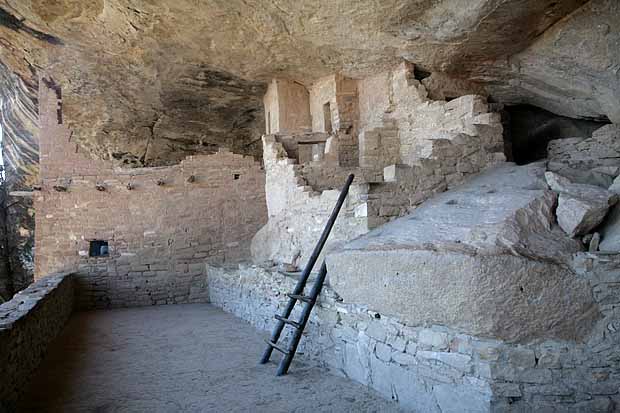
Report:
0,0,618,177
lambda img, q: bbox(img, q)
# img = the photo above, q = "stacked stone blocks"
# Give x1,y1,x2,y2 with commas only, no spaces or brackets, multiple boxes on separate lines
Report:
0,272,74,409
35,77,268,309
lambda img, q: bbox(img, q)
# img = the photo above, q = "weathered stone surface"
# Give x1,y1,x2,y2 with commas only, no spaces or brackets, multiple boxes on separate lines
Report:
0,0,607,171
0,272,74,410
327,164,594,343
547,124,620,187
0,63,37,294
35,80,267,309
600,174,620,251
328,249,596,343
482,0,620,123
207,254,620,413
609,175,620,194
545,171,618,237
600,206,620,253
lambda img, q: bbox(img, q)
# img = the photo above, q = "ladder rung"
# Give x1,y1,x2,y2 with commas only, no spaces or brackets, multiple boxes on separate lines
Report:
265,339,290,355
275,314,301,329
287,293,314,304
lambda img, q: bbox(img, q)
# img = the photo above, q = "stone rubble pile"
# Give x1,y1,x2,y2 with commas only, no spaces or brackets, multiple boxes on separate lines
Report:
545,124,620,250
544,171,618,237
547,124,620,187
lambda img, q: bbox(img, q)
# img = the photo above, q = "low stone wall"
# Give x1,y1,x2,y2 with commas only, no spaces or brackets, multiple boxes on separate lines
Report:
0,272,74,410
74,259,209,310
207,259,620,412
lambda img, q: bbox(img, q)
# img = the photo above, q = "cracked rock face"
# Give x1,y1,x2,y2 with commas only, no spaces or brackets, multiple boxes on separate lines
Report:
0,0,615,173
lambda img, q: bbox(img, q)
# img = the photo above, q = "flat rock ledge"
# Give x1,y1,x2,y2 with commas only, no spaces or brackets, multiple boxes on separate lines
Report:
327,163,598,343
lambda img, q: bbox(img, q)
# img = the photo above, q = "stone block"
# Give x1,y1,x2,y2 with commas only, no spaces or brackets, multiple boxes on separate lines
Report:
418,329,449,350
546,171,618,236
506,347,536,368
375,341,392,362
391,351,417,366
433,381,492,413
417,350,472,372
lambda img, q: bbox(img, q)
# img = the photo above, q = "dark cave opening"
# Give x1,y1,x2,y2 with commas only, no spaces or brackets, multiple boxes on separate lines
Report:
503,104,610,165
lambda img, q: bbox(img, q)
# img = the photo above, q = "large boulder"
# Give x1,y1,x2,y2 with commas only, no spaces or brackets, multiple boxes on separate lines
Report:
545,171,618,237
327,163,595,343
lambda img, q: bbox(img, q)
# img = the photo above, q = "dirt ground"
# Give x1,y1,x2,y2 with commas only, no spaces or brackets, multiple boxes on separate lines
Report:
19,304,401,412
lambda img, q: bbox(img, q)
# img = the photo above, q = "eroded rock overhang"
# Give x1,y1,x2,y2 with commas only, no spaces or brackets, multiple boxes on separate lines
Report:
0,0,617,174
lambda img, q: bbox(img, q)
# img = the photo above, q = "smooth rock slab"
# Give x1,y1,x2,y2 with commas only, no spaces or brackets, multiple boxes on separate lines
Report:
327,249,597,343
326,164,596,343
599,205,620,252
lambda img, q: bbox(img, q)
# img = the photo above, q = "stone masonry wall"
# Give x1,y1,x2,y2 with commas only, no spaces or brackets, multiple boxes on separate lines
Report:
35,77,267,309
357,61,505,170
253,62,505,267
208,257,620,412
263,79,312,135
309,74,359,135
251,135,370,268
0,272,74,410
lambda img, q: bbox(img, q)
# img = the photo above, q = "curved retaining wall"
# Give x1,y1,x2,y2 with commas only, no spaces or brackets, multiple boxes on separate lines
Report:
0,272,74,410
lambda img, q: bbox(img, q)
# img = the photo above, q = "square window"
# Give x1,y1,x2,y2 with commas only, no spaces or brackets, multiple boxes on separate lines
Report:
233,173,240,180
89,240,109,257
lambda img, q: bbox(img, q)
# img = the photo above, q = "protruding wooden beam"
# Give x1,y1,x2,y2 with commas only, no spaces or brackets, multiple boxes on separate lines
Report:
8,191,35,197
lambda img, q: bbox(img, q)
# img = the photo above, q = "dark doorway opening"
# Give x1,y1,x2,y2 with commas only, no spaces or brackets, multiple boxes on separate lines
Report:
503,104,609,165
323,102,332,134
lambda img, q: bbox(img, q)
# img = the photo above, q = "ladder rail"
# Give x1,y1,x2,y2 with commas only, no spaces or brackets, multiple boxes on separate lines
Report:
260,173,354,365
277,261,328,376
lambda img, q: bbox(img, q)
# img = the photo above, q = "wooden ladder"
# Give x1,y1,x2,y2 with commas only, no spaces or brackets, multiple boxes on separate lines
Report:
260,174,354,375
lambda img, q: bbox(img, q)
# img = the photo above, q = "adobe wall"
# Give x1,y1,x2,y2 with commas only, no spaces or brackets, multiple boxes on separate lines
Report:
255,64,506,267
35,77,267,309
357,62,505,169
309,74,359,134
263,79,311,134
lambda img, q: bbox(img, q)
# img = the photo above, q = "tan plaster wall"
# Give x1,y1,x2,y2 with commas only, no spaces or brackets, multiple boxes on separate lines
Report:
309,74,360,134
277,80,311,134
35,77,267,308
263,79,279,134
263,79,311,135
309,75,337,133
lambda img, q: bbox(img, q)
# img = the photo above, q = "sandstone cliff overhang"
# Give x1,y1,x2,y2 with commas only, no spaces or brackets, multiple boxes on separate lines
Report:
0,0,616,173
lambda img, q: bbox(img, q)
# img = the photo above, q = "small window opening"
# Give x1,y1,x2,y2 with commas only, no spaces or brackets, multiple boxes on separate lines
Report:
233,173,240,180
323,102,332,133
266,111,271,134
89,240,109,257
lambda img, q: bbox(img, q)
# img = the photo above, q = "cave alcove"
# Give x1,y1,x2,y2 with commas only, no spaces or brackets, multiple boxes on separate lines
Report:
502,104,610,165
